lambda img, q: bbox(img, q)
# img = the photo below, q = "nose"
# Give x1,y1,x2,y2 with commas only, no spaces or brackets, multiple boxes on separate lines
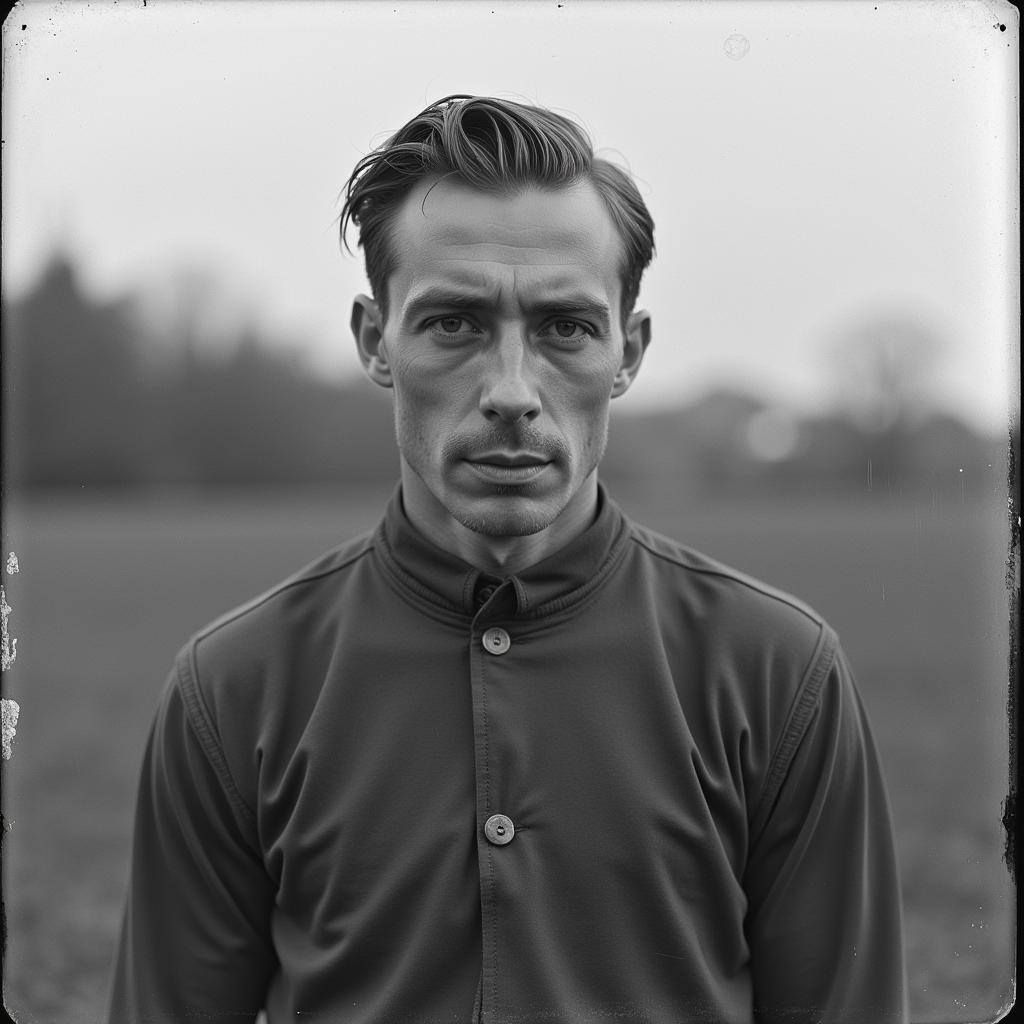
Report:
478,330,541,423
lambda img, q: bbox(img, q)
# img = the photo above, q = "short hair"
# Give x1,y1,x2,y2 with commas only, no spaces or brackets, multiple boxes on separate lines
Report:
340,95,655,324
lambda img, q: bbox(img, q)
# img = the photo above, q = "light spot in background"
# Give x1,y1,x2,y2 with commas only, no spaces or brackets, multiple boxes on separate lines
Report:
1,585,17,672
723,33,750,60
6,552,20,574
743,408,802,462
1,699,19,760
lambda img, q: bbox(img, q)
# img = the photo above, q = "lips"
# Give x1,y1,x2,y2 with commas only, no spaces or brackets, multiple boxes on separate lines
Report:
463,454,552,485
471,452,551,468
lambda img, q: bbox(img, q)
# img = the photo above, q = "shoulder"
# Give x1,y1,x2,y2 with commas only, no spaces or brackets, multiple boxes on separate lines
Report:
619,517,840,742
623,518,831,656
177,528,378,730
168,527,381,805
198,528,374,652
619,517,845,811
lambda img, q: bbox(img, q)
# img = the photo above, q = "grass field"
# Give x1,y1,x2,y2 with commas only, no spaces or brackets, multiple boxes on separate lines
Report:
0,481,1015,1023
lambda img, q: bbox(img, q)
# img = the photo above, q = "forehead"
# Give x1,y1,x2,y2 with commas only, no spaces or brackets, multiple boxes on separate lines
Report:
386,178,624,309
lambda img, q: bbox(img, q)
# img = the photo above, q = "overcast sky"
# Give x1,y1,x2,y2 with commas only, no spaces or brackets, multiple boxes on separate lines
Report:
2,0,1017,433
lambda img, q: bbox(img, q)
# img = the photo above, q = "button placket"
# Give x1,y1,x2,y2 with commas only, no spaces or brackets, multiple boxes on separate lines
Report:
471,615,518,1018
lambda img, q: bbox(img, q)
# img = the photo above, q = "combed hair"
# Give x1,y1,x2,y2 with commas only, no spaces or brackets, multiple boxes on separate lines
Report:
339,95,655,323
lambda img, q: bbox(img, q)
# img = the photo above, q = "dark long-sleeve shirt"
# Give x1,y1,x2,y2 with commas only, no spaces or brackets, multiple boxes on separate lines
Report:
109,485,907,1023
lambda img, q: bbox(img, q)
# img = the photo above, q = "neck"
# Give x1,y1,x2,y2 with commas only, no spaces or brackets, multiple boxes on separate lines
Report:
399,466,599,577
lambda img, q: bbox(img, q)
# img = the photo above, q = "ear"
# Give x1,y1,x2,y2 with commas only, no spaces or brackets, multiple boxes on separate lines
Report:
611,310,652,398
351,294,392,388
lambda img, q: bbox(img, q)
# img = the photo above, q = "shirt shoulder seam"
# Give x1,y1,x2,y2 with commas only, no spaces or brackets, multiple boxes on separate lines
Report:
194,531,376,644
627,528,824,627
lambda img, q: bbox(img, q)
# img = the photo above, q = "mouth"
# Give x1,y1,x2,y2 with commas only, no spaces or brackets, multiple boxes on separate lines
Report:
464,453,552,484
472,451,551,468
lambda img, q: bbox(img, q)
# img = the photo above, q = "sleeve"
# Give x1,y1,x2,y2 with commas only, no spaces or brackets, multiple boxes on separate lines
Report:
107,658,277,1023
743,634,909,1024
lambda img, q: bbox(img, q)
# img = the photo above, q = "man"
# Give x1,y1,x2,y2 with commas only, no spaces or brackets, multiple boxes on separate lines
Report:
109,95,907,1023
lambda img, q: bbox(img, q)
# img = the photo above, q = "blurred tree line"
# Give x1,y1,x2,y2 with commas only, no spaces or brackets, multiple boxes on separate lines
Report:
2,252,1013,501
3,253,399,490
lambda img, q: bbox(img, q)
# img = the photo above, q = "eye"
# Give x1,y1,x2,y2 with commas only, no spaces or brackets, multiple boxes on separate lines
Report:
436,317,467,333
427,316,479,337
541,319,590,343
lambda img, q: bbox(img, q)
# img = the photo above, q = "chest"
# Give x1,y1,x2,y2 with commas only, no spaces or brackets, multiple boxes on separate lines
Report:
257,598,756,920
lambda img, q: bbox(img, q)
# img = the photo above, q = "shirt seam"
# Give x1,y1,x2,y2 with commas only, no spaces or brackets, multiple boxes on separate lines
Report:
173,540,378,848
192,534,377,645
629,530,825,628
176,644,261,837
749,623,838,844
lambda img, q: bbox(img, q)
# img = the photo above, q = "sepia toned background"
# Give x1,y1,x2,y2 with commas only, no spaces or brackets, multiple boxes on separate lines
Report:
1,1,1017,1021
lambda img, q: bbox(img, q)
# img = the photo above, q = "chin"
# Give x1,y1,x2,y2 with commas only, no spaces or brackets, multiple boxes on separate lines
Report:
448,494,561,538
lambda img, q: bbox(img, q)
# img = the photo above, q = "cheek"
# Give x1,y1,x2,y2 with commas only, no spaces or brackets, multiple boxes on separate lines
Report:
391,361,475,447
556,360,618,423
391,351,446,413
547,350,618,397
393,349,476,404
559,394,613,465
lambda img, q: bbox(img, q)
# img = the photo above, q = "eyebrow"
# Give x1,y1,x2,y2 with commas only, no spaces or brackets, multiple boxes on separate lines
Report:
401,287,613,334
401,288,493,326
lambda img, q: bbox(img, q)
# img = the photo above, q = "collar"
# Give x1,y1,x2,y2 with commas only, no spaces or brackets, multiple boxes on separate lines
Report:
374,481,628,619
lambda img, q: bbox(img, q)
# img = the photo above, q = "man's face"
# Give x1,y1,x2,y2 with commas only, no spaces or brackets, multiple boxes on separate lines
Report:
353,177,649,539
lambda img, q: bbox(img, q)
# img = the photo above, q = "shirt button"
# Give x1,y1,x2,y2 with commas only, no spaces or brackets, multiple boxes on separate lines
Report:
484,813,515,846
482,627,511,655
476,585,497,605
